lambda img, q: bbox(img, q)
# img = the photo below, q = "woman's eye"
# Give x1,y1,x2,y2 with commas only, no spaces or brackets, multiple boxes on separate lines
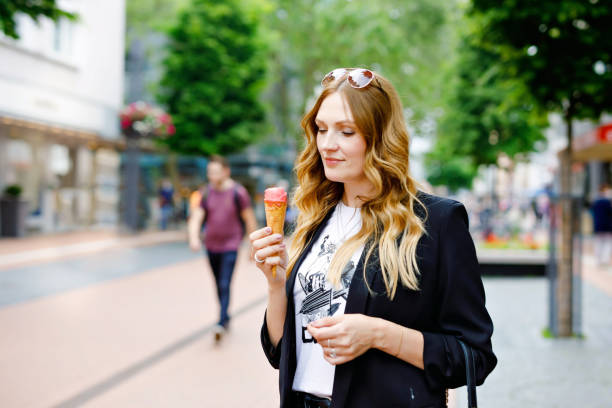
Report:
342,129,355,136
317,128,328,134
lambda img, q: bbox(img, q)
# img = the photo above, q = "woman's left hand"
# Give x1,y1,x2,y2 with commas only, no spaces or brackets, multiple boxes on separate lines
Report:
307,314,377,365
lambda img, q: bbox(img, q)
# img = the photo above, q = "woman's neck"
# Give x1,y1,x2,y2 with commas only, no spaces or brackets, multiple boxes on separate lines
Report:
342,181,374,208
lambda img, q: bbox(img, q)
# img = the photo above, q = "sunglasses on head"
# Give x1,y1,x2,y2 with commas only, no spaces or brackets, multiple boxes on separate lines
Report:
321,68,375,89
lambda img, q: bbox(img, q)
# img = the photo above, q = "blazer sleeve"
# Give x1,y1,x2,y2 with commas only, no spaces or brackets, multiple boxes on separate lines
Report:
421,202,497,390
260,310,282,369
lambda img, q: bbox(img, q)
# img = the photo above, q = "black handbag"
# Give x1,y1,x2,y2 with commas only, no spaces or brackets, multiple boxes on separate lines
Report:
458,339,478,408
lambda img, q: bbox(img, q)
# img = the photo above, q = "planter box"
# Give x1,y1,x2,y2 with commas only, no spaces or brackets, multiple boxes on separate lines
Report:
0,199,28,237
476,247,548,276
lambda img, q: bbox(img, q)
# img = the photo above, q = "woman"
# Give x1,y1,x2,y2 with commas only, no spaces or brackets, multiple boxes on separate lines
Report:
250,68,496,408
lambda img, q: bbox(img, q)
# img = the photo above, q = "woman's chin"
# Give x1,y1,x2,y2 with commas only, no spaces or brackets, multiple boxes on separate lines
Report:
323,170,344,183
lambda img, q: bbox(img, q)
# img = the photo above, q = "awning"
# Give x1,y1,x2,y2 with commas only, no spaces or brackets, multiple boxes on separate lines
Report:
0,115,153,151
572,123,612,161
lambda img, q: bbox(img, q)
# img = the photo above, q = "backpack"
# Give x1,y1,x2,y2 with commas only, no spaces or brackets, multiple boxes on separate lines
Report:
200,184,246,235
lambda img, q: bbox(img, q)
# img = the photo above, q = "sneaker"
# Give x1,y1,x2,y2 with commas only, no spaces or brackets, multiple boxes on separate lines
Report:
213,324,225,342
222,320,231,332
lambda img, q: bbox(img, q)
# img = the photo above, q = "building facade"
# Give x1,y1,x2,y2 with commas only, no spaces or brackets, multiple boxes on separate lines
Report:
0,0,126,233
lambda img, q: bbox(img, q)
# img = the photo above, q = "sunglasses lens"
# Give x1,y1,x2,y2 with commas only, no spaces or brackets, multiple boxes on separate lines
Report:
347,69,374,88
321,68,348,86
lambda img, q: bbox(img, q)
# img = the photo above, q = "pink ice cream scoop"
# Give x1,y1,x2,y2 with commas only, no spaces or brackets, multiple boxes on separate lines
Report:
264,187,287,202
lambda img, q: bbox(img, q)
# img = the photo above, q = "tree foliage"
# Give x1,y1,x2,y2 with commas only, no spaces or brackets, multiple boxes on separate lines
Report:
470,0,612,124
426,152,478,192
427,1,612,191
125,0,189,52
262,0,456,145
0,0,76,39
469,0,612,337
134,0,459,158
426,24,548,191
157,0,267,156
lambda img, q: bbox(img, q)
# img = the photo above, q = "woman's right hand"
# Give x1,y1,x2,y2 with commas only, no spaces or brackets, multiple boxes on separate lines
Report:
249,227,288,289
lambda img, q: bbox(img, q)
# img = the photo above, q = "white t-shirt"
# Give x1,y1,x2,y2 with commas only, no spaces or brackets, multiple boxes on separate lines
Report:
292,202,364,398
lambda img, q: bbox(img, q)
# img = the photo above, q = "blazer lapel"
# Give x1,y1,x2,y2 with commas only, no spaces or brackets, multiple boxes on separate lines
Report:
332,240,379,408
344,240,377,313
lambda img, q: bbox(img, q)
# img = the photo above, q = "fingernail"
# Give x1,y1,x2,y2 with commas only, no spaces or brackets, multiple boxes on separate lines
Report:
265,227,271,233
279,243,286,249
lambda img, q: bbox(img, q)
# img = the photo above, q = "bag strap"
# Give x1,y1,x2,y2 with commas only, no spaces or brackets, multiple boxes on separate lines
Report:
200,187,208,224
233,184,246,234
458,340,477,408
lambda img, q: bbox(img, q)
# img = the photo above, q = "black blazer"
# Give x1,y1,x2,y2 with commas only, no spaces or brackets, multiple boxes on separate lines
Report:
261,193,497,408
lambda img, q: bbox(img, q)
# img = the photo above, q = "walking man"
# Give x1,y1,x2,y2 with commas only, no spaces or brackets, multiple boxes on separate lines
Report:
188,155,257,341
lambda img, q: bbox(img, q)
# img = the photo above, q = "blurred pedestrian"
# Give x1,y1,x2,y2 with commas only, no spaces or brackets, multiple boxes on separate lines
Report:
591,184,612,266
188,155,257,341
158,179,174,230
189,183,206,218
250,68,496,407
478,198,494,240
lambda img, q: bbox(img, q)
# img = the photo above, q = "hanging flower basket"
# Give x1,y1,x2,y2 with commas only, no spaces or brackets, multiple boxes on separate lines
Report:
120,101,176,139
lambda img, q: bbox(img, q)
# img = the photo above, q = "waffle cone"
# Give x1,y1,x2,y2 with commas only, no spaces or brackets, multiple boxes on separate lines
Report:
264,200,287,277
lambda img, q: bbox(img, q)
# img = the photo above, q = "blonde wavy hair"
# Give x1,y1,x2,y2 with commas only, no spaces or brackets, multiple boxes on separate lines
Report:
286,69,427,299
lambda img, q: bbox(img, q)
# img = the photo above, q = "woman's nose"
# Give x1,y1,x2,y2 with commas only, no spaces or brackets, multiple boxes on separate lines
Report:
319,132,338,151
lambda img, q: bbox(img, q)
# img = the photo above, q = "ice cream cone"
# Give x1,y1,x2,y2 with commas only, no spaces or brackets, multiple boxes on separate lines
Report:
264,187,287,278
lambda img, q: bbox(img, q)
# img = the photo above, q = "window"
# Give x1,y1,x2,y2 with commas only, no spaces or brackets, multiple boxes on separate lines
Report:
52,17,73,58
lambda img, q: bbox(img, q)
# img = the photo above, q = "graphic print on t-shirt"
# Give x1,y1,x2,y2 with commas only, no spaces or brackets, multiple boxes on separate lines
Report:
297,234,357,343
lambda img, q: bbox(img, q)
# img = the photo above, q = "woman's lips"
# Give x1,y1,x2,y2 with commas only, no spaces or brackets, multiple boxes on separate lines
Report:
324,158,343,166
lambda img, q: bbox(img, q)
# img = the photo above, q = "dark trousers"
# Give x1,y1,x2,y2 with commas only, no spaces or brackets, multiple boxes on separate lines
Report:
207,250,238,327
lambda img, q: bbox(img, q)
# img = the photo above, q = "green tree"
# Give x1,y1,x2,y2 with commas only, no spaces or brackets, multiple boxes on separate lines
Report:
157,0,267,156
126,0,189,41
261,0,456,152
471,0,612,123
426,27,548,191
124,0,191,104
0,0,76,39
470,0,612,337
426,152,477,192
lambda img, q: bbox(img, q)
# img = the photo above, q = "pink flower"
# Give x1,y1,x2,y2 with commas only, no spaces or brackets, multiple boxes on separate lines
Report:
119,102,173,137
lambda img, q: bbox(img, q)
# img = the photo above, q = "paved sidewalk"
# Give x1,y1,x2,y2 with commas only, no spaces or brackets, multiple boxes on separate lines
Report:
0,241,202,307
0,242,278,408
454,274,612,408
0,229,187,270
0,229,119,255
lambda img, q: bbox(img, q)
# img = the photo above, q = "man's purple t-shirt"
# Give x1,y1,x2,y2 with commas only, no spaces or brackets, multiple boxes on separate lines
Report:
201,183,251,252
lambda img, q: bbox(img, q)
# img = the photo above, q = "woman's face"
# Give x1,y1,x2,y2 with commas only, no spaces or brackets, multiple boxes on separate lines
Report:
315,92,368,187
